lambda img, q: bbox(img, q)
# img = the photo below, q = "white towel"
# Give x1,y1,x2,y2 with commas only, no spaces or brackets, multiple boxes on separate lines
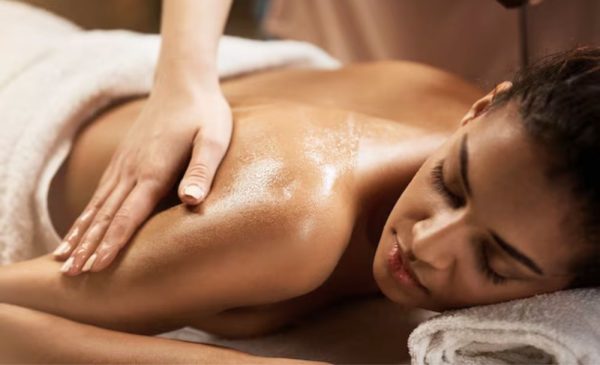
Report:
408,288,600,364
0,0,339,265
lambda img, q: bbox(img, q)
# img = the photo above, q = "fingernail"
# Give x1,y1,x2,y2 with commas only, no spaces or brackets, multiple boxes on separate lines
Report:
60,257,74,273
183,184,204,201
82,253,97,272
96,250,115,269
53,242,71,256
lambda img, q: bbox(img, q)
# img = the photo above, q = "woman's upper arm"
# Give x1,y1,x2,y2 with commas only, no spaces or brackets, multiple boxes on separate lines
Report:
0,197,349,336
106,194,351,324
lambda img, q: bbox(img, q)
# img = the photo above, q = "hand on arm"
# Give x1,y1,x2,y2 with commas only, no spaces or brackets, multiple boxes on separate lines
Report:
0,197,339,334
53,0,233,275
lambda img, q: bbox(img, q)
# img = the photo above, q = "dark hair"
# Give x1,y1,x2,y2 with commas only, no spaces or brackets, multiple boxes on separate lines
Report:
492,47,600,289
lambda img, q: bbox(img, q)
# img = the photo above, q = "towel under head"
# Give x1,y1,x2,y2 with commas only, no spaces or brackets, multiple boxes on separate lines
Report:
409,288,600,364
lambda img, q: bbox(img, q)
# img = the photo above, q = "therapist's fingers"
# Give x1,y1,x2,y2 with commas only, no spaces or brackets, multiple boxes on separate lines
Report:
178,134,228,205
52,157,121,260
60,178,135,276
88,180,163,272
178,94,232,206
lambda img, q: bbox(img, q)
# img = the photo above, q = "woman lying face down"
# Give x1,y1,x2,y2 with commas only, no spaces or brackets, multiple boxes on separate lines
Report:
0,48,598,362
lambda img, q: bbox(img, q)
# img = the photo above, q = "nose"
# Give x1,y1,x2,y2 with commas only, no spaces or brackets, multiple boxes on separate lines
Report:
410,212,466,271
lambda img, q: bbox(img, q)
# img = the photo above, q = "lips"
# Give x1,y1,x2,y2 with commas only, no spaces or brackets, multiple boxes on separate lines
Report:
388,236,427,292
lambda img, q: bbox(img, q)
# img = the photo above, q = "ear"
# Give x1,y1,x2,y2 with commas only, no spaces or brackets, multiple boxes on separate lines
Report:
460,81,513,126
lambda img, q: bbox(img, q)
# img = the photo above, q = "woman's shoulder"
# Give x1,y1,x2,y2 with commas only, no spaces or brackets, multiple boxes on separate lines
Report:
195,101,360,288
214,99,362,211
206,100,359,237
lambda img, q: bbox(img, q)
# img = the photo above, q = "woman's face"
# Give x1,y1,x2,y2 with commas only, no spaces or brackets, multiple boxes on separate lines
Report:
373,88,583,312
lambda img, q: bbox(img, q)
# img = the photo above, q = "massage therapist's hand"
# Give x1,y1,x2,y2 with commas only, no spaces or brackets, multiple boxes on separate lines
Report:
53,84,233,275
52,0,233,275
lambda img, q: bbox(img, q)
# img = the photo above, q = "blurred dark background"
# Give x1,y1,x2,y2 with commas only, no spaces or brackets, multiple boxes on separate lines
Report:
17,0,599,88
18,0,265,37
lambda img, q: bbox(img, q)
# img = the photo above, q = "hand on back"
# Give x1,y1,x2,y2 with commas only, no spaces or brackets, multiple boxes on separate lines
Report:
53,86,233,275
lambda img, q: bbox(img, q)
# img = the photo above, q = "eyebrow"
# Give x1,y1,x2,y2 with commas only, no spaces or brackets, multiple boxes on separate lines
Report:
490,232,545,276
458,134,545,277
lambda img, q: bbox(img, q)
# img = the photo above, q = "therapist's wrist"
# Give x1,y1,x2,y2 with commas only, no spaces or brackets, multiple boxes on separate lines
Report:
155,53,221,91
151,76,223,107
154,66,221,98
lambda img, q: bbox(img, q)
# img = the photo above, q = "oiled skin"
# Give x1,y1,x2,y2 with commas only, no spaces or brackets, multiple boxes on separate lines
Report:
2,61,482,338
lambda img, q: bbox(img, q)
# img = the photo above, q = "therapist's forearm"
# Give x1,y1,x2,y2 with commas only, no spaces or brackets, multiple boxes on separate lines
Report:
156,0,233,92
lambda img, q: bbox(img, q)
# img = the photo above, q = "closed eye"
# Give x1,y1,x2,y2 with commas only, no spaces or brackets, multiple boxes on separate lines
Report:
475,237,508,285
431,160,465,209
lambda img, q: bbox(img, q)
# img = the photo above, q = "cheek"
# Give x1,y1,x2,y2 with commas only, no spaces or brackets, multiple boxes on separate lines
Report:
393,138,457,221
439,274,551,309
388,164,439,225
494,278,571,303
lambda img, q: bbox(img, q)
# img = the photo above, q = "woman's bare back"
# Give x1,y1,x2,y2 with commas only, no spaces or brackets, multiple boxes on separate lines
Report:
46,61,481,336
51,61,481,235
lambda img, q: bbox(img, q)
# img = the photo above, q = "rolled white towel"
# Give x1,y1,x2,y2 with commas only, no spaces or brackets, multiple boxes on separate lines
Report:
408,288,600,364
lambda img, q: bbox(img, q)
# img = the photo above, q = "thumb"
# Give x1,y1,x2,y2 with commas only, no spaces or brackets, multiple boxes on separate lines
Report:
178,136,227,205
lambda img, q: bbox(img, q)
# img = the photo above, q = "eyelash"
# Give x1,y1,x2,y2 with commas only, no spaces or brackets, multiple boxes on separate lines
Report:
431,160,465,208
476,239,508,285
430,161,507,285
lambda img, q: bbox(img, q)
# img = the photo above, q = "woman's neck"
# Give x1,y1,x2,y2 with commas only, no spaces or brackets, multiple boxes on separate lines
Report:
315,118,448,298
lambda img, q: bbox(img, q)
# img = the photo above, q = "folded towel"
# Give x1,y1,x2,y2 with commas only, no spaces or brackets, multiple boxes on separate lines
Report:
408,288,600,364
0,0,339,265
